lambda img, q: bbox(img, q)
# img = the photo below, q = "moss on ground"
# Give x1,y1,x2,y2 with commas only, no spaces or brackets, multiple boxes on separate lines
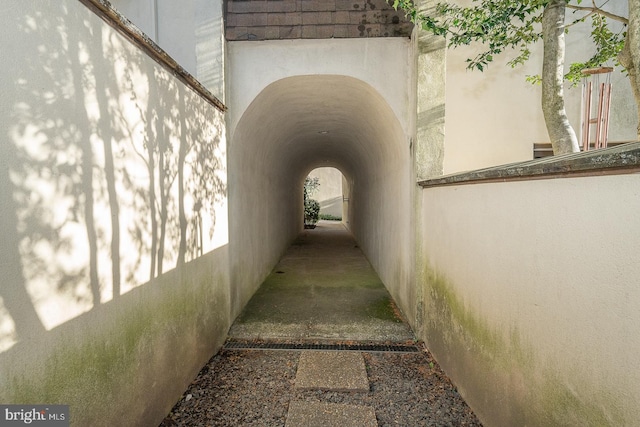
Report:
366,296,404,323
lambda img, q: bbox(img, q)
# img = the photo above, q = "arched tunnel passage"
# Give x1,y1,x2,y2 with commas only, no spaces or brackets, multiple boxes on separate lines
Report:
228,75,417,335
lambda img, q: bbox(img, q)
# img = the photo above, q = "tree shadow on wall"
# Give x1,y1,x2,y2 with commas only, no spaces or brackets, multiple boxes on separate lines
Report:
1,3,225,351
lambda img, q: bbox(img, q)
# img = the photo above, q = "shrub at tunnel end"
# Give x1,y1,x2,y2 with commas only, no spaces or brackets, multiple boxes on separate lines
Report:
304,199,320,229
303,177,320,229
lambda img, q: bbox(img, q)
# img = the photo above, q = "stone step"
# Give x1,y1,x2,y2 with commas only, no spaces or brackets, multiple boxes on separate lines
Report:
285,401,377,427
294,350,369,392
287,351,376,426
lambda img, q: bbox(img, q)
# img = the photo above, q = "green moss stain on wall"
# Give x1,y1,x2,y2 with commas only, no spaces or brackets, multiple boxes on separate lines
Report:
420,265,626,426
3,268,229,427
426,267,530,369
10,311,154,423
534,371,625,427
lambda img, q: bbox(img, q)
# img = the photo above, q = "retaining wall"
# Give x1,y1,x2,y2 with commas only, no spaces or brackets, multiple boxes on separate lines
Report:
415,144,640,426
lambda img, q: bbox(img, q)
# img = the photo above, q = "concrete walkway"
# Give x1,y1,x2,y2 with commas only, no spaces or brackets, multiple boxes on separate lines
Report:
228,220,415,425
229,220,415,342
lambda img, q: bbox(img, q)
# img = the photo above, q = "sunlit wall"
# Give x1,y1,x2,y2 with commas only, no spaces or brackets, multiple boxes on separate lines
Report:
0,1,229,425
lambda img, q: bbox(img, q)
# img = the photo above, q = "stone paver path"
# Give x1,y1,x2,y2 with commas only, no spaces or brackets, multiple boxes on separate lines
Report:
287,350,375,426
294,351,369,392
285,401,377,427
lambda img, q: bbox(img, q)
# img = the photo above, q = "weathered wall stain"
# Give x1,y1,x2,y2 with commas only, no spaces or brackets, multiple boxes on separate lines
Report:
418,265,626,426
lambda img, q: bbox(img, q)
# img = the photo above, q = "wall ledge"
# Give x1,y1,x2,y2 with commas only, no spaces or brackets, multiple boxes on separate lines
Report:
418,142,640,188
79,0,227,112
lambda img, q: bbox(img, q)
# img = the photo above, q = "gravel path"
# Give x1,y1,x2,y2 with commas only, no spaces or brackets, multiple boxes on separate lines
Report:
160,343,482,426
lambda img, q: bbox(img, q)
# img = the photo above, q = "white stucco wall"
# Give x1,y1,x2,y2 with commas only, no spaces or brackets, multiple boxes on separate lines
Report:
418,172,640,425
226,38,414,139
444,1,636,173
1,1,229,425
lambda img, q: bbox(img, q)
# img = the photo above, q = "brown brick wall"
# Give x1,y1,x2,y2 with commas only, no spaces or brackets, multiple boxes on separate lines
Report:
225,0,413,41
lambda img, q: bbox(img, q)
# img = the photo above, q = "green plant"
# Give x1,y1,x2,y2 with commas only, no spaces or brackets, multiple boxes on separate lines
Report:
304,199,320,228
303,176,321,228
304,177,320,198
319,213,342,221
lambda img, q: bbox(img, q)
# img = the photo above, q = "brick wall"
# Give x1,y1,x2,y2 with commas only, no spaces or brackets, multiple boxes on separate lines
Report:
225,0,413,41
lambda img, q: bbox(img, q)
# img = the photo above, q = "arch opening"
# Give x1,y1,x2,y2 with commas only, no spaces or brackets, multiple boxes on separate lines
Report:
305,167,345,223
228,74,415,320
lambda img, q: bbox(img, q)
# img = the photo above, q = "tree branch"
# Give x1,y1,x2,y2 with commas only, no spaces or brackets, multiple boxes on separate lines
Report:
566,4,628,25
565,10,595,29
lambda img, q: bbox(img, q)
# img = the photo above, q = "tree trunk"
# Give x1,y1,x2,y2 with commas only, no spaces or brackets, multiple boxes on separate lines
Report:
542,0,580,154
619,1,640,141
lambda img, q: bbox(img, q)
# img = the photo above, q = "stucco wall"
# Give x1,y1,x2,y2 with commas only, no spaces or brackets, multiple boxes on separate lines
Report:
417,173,640,425
226,38,415,138
414,0,446,179
0,1,229,425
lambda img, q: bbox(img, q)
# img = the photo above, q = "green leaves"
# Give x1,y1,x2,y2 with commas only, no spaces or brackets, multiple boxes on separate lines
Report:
412,0,547,72
391,0,627,81
564,14,625,84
